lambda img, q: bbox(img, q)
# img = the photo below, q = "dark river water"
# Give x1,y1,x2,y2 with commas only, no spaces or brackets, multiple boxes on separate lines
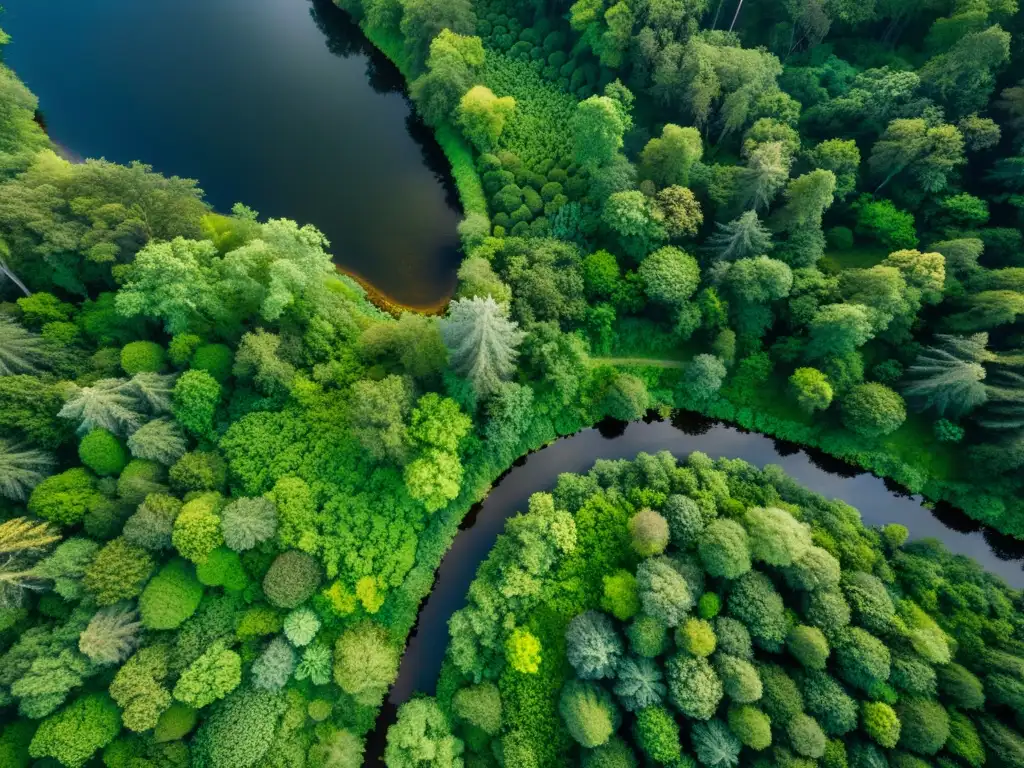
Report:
2,0,462,307
365,413,1024,763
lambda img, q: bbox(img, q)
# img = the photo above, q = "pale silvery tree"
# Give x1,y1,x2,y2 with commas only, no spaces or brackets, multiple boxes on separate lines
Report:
441,296,525,397
0,317,46,375
903,333,993,418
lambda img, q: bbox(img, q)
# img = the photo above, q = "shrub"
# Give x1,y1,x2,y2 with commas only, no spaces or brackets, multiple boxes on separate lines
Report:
699,592,722,619
560,680,620,748
139,558,204,629
172,641,241,708
28,467,104,526
263,550,322,608
121,341,166,374
635,705,682,764
507,626,543,673
629,508,669,556
78,429,127,476
168,334,201,367
842,383,906,438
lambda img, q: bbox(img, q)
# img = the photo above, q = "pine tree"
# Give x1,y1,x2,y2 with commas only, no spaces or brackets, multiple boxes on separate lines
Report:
903,334,993,418
735,142,791,212
127,418,187,465
79,604,143,665
0,439,54,501
441,296,525,397
0,516,59,608
126,372,178,415
706,211,774,262
59,379,145,436
0,317,46,375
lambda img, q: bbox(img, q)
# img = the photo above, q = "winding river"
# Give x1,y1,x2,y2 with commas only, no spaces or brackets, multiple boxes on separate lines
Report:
3,0,462,308
364,412,1024,763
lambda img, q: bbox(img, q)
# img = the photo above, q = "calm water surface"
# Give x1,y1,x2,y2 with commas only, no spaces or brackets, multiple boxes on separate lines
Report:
3,0,462,307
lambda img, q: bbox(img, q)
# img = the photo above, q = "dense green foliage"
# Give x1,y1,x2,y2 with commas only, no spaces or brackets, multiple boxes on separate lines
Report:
420,453,1024,768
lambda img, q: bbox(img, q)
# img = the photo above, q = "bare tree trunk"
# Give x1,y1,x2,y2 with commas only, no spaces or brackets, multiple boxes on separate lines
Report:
728,0,745,33
0,259,31,297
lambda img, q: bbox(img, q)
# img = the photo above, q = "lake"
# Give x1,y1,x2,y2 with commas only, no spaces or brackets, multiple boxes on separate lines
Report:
2,0,463,308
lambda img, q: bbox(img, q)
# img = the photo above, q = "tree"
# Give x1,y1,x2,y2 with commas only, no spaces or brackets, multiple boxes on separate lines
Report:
789,713,827,758
802,671,857,736
706,211,773,262
634,705,682,764
807,139,861,200
790,368,833,413
309,729,364,768
77,429,126,477
601,570,640,620
252,636,295,692
679,617,717,658
773,170,837,231
729,705,772,750
842,383,906,437
0,439,54,502
385,697,463,768
869,119,965,193
573,96,626,170
84,537,154,605
126,418,187,466
639,124,703,187
0,317,46,375
560,680,620,748
744,506,812,567
614,657,667,712
59,379,144,437
758,664,803,725
716,653,763,703
442,296,524,397
903,334,991,418
896,697,950,755
29,693,121,768
452,682,502,734
629,509,669,556
920,25,1011,117
410,30,484,126
171,370,221,440
667,655,723,720
400,0,476,74
636,556,694,627
349,375,412,463
855,199,918,250
691,719,741,768
220,497,277,552
603,190,667,258
655,186,704,238
263,550,321,609
736,141,791,211
698,519,751,579
139,558,204,629
681,354,727,405
172,494,223,564
728,571,789,651
806,304,873,359
333,621,399,707
787,625,830,670
189,687,284,768
834,627,890,692
173,640,241,708
639,246,700,308
78,604,141,665
458,86,514,152
566,610,624,680
862,701,901,749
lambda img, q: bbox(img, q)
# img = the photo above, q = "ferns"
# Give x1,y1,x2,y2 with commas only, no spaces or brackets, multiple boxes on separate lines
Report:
0,438,54,501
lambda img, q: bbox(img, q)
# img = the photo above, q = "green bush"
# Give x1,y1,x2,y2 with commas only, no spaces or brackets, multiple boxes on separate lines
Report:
78,428,127,476
121,341,167,374
263,550,322,609
139,558,204,629
190,343,233,383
